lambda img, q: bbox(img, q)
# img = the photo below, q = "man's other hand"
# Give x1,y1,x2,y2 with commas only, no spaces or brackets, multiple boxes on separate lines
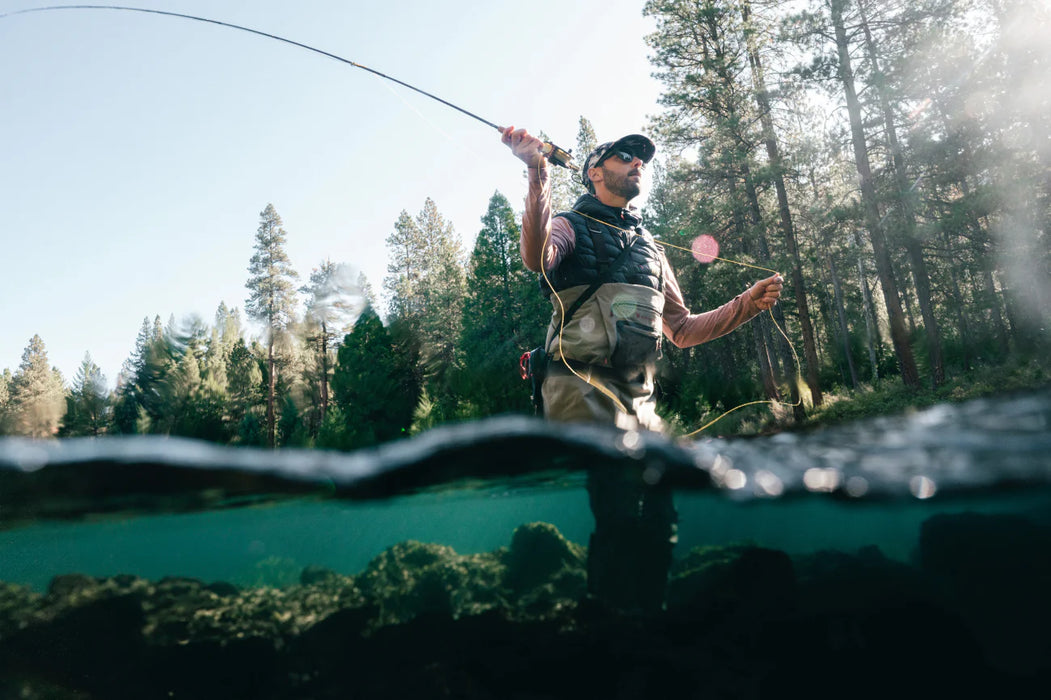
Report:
749,274,783,311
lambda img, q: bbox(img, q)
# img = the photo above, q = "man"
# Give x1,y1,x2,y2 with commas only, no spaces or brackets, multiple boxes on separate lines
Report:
502,126,783,614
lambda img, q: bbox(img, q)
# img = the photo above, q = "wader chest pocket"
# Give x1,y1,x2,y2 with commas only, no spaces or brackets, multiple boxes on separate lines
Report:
611,320,661,368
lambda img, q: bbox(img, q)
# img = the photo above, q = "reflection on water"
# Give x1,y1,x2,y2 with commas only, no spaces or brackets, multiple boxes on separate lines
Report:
1,389,1049,697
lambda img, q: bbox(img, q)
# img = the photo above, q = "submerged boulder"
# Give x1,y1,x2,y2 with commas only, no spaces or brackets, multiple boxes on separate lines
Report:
505,522,586,615
506,522,585,591
667,543,796,616
357,540,507,626
919,511,1051,674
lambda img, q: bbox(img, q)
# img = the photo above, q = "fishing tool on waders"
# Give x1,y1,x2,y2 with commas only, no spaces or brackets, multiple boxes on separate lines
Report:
1,4,580,171
519,347,548,416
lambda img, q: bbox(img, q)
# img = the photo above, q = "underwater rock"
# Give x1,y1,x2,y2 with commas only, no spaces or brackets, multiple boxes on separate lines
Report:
667,543,796,616
204,580,240,597
506,521,586,593
919,511,1051,675
505,522,587,616
299,565,338,586
46,573,95,599
357,540,508,626
2,521,1042,698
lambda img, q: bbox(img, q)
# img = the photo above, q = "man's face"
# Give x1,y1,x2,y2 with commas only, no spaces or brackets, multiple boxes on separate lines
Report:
596,150,646,201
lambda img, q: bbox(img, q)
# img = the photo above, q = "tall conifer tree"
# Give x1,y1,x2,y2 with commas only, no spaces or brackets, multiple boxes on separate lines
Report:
61,352,110,436
459,191,547,415
330,305,420,447
8,335,66,438
300,260,363,429
245,203,299,446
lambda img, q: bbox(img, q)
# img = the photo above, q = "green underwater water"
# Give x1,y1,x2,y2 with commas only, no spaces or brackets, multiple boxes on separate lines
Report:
0,483,591,592
3,471,1047,593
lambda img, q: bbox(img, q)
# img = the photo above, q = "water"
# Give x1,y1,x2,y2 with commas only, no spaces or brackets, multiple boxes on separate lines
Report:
1,389,1050,698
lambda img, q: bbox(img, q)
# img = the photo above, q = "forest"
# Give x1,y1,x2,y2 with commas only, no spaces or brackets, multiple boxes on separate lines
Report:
1,0,1047,446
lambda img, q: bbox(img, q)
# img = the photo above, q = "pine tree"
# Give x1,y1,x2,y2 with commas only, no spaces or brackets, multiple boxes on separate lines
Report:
8,335,66,438
60,352,110,436
414,198,466,374
384,210,428,322
227,337,265,443
383,198,466,420
828,0,920,388
330,305,420,448
0,368,11,435
577,116,597,160
300,260,363,430
459,191,548,415
245,203,300,446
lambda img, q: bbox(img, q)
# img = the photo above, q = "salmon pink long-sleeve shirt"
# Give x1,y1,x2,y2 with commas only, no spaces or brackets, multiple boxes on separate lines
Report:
520,167,760,349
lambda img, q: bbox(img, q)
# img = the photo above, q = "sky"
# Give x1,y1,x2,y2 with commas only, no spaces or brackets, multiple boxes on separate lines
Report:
0,0,665,387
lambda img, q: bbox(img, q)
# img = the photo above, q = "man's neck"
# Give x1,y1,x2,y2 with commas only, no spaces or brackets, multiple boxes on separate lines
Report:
593,190,630,209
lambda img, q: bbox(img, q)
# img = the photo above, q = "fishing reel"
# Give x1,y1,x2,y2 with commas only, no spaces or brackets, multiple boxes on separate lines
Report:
541,141,578,171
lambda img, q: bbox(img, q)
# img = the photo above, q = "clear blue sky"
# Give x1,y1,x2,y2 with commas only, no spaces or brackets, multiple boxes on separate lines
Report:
0,0,663,387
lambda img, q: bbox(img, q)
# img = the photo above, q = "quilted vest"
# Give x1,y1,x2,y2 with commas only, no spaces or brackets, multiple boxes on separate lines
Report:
543,194,663,295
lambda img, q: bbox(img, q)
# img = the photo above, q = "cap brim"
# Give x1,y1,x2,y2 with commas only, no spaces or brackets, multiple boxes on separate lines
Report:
606,134,656,163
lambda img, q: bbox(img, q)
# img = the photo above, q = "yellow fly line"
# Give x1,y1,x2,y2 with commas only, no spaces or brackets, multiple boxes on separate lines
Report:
544,208,803,437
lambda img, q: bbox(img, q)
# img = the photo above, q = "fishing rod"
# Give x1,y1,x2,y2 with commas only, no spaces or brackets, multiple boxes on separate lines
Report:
2,4,579,170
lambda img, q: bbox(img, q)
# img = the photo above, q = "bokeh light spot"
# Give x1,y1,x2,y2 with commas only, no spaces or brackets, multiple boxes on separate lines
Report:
692,234,719,264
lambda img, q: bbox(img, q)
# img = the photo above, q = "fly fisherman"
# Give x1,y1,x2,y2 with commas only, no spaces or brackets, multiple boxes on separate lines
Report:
502,126,783,614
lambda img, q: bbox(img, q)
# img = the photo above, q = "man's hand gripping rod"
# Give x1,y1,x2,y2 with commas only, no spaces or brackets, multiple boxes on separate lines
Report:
493,125,578,170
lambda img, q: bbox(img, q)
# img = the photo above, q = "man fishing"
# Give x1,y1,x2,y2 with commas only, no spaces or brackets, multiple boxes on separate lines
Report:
502,126,783,614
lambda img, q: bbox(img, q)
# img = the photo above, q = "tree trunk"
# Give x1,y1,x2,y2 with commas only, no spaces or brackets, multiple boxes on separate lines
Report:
857,0,944,387
753,319,779,400
266,338,276,447
830,255,860,388
320,322,330,424
855,235,881,381
742,0,823,407
830,0,920,388
942,229,973,372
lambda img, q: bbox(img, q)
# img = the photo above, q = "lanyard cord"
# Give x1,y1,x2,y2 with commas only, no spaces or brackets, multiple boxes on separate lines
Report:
562,209,803,437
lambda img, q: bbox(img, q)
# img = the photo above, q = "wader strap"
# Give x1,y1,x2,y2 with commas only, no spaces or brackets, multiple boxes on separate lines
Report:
559,236,639,328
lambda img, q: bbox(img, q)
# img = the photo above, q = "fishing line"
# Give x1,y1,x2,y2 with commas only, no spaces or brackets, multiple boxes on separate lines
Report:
563,210,804,436
538,176,632,415
2,4,578,169
657,234,803,436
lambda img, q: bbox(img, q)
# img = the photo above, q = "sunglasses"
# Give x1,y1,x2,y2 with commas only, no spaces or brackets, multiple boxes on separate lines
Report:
608,150,638,164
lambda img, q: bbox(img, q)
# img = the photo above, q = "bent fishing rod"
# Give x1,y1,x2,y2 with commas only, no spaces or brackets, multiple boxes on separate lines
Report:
2,4,579,170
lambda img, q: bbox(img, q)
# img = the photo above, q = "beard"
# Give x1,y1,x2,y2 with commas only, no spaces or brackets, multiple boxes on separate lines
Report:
600,164,642,201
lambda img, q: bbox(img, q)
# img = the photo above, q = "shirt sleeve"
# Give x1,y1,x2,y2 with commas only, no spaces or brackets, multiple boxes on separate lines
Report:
661,251,761,348
520,166,575,272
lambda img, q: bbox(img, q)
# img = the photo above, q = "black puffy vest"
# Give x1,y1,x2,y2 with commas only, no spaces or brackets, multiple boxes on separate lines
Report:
543,193,663,295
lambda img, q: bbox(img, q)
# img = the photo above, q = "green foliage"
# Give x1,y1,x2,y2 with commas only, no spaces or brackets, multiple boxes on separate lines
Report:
245,203,300,337
299,260,366,437
245,203,300,446
330,306,420,448
457,191,548,417
59,353,111,437
6,335,66,438
383,198,466,419
0,369,11,435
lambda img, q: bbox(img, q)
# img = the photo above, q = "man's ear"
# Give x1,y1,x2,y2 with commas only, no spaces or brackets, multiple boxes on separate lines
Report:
588,165,603,189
